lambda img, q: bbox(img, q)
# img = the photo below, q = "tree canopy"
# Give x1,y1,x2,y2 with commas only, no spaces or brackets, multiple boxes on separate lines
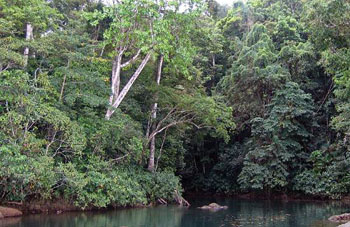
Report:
1,0,350,207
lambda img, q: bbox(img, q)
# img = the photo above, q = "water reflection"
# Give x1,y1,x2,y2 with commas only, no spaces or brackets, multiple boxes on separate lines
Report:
1,199,349,227
183,198,347,227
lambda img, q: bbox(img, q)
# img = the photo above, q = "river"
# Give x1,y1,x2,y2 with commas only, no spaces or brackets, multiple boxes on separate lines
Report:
0,198,349,227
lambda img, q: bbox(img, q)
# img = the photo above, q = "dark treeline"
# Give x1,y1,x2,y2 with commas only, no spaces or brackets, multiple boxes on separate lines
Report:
0,0,350,209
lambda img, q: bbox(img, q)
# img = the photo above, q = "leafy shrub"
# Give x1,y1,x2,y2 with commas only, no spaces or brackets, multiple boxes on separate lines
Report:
293,150,350,199
0,145,57,201
134,169,182,203
56,157,181,208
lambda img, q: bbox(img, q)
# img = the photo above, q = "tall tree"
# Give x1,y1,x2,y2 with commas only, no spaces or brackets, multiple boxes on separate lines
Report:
238,82,315,191
86,0,203,120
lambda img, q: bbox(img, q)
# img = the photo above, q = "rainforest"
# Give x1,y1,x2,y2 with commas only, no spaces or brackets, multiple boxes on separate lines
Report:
1,0,350,212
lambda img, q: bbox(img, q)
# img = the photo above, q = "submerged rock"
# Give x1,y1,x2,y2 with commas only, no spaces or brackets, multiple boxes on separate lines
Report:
329,213,350,223
0,206,23,218
198,203,228,210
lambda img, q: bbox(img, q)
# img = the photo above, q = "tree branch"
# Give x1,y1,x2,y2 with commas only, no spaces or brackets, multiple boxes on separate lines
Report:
121,49,142,68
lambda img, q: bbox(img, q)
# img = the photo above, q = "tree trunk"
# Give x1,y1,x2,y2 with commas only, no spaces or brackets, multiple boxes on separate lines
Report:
106,53,151,119
59,60,70,102
23,23,33,67
105,51,123,120
147,54,164,172
148,134,156,172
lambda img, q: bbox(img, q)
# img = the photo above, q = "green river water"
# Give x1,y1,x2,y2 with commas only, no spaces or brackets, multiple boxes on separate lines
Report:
0,198,349,227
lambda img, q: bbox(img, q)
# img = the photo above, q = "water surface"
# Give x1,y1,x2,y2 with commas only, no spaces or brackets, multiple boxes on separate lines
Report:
1,198,349,227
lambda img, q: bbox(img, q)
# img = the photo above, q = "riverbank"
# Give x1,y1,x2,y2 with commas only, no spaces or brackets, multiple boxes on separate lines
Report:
184,191,350,203
2,198,349,227
3,192,350,216
0,200,144,215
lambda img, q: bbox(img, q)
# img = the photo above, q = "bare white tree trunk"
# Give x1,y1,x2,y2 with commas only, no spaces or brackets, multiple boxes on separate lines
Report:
105,52,151,120
23,23,33,67
148,54,164,172
105,50,123,119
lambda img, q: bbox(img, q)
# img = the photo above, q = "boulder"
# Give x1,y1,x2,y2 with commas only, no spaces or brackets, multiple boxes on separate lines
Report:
0,211,4,219
198,203,228,210
0,206,22,218
339,222,350,227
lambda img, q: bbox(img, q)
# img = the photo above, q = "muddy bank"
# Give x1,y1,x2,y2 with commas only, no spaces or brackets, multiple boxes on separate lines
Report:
1,201,83,215
1,199,150,215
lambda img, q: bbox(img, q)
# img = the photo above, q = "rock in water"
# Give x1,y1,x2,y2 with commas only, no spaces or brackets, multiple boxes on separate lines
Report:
329,213,350,222
198,203,228,210
339,222,350,227
0,207,23,217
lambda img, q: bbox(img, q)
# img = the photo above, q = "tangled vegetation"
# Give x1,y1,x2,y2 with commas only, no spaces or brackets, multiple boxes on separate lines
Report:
1,0,350,208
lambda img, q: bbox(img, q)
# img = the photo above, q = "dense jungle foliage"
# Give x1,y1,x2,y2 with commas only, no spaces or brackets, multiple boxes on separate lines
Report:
1,0,350,208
